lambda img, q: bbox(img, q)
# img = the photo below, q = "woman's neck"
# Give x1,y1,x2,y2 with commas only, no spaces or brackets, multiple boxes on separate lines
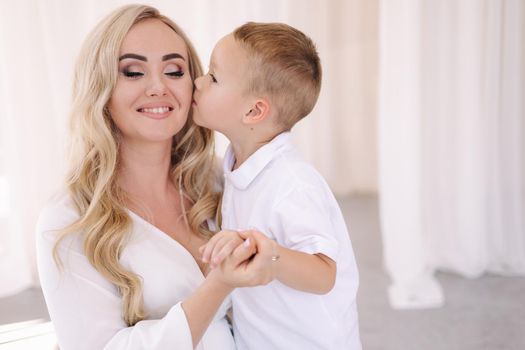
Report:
117,138,174,200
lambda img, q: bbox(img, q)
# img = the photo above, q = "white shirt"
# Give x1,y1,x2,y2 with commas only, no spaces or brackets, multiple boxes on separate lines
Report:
222,132,361,350
36,194,235,350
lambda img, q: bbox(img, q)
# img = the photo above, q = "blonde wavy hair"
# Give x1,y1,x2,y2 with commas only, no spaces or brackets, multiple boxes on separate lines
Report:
53,4,220,326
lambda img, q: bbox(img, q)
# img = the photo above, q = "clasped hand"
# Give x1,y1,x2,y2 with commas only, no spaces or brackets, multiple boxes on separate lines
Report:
199,230,277,288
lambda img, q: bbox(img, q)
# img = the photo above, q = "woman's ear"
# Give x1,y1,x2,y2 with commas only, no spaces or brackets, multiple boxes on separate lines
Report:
242,99,270,125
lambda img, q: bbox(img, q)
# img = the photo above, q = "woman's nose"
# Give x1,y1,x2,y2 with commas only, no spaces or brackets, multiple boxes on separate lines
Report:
146,77,168,97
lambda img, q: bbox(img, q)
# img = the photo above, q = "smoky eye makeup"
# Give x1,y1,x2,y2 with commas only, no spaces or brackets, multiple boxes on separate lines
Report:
120,65,144,79
117,59,186,79
164,63,185,78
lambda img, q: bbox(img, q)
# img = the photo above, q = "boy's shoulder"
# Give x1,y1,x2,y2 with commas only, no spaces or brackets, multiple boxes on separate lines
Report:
262,146,331,196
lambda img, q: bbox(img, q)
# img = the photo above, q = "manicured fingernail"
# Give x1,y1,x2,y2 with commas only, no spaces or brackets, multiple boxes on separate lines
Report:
243,238,251,248
202,257,208,263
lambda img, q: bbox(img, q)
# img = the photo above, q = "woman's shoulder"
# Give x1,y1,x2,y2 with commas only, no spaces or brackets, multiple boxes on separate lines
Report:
36,191,82,248
37,191,79,232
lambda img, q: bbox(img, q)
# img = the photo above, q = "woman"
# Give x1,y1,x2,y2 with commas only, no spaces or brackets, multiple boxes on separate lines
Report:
36,5,272,349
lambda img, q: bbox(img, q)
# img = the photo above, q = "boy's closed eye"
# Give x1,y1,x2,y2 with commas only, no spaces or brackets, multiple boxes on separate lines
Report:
206,70,218,83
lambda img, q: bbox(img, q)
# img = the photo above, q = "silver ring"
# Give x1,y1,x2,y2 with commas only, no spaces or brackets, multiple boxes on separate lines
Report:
271,243,280,262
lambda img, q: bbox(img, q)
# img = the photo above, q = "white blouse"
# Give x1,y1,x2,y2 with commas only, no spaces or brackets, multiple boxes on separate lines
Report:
36,194,235,350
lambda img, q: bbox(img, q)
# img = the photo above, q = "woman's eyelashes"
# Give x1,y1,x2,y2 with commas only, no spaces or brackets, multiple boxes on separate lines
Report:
164,63,185,77
119,65,185,79
121,68,144,78
209,73,217,83
165,70,184,77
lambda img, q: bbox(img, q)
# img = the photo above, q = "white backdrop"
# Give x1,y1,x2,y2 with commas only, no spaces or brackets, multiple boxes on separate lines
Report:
378,0,525,308
0,0,378,297
1,0,522,309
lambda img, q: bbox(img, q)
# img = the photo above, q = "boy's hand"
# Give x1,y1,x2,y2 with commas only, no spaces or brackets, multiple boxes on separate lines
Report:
199,230,244,268
209,231,276,288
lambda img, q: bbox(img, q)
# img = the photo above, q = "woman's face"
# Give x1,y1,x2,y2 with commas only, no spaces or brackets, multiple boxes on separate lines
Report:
108,19,193,144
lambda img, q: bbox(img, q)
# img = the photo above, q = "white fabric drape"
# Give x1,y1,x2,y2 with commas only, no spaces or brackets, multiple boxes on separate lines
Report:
0,1,70,297
0,0,377,297
379,0,525,309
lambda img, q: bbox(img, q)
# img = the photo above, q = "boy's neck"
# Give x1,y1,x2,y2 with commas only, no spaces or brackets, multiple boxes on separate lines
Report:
229,131,282,170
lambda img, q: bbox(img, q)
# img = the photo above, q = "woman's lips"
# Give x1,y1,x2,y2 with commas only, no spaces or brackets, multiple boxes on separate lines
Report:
136,106,173,119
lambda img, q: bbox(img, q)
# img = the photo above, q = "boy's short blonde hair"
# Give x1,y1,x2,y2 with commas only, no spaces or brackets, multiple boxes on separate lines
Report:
233,22,322,130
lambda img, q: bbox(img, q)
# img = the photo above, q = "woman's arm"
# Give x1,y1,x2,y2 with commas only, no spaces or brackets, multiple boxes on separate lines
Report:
36,204,256,350
182,239,256,347
37,226,194,349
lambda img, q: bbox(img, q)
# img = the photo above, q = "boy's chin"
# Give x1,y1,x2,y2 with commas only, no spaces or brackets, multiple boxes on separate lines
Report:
192,111,221,132
192,117,214,131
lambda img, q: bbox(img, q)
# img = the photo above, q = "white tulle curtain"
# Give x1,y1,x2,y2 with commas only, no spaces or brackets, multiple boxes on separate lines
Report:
378,0,525,309
0,0,377,297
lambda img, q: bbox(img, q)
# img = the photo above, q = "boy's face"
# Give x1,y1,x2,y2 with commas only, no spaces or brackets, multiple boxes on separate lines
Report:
192,33,252,137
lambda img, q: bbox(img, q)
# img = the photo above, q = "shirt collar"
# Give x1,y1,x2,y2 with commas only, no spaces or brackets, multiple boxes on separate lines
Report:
223,132,292,190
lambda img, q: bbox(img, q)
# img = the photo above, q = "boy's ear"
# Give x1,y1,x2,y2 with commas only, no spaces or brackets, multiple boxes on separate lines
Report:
243,99,270,125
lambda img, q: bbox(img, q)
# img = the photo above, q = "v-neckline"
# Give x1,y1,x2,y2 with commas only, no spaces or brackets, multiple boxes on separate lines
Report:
127,209,208,279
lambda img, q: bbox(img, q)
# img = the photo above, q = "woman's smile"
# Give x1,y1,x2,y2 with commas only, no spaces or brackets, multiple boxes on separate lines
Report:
136,102,175,120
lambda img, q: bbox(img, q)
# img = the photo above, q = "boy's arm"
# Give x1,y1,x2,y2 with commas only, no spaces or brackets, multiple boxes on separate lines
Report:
239,230,336,295
202,230,337,294
275,246,336,295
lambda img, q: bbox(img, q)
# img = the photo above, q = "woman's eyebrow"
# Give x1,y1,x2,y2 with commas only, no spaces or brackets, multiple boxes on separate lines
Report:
162,53,185,61
119,53,147,61
118,53,185,62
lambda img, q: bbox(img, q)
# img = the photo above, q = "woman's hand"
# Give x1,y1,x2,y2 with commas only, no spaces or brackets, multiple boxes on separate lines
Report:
207,230,278,288
205,236,255,288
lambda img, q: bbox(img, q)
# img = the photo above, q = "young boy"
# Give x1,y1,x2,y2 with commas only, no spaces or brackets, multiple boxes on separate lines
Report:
193,22,361,349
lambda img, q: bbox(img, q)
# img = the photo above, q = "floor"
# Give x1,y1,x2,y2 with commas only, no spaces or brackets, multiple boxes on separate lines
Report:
340,196,525,350
1,195,524,349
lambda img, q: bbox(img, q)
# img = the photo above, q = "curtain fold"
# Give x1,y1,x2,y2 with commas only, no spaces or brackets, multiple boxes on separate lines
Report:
378,0,444,309
0,0,61,297
379,0,525,309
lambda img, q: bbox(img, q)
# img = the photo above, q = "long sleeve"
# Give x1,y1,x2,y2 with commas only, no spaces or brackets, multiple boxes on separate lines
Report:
35,200,194,350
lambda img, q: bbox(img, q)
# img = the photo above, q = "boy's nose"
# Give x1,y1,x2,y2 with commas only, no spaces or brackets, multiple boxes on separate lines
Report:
194,76,203,90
